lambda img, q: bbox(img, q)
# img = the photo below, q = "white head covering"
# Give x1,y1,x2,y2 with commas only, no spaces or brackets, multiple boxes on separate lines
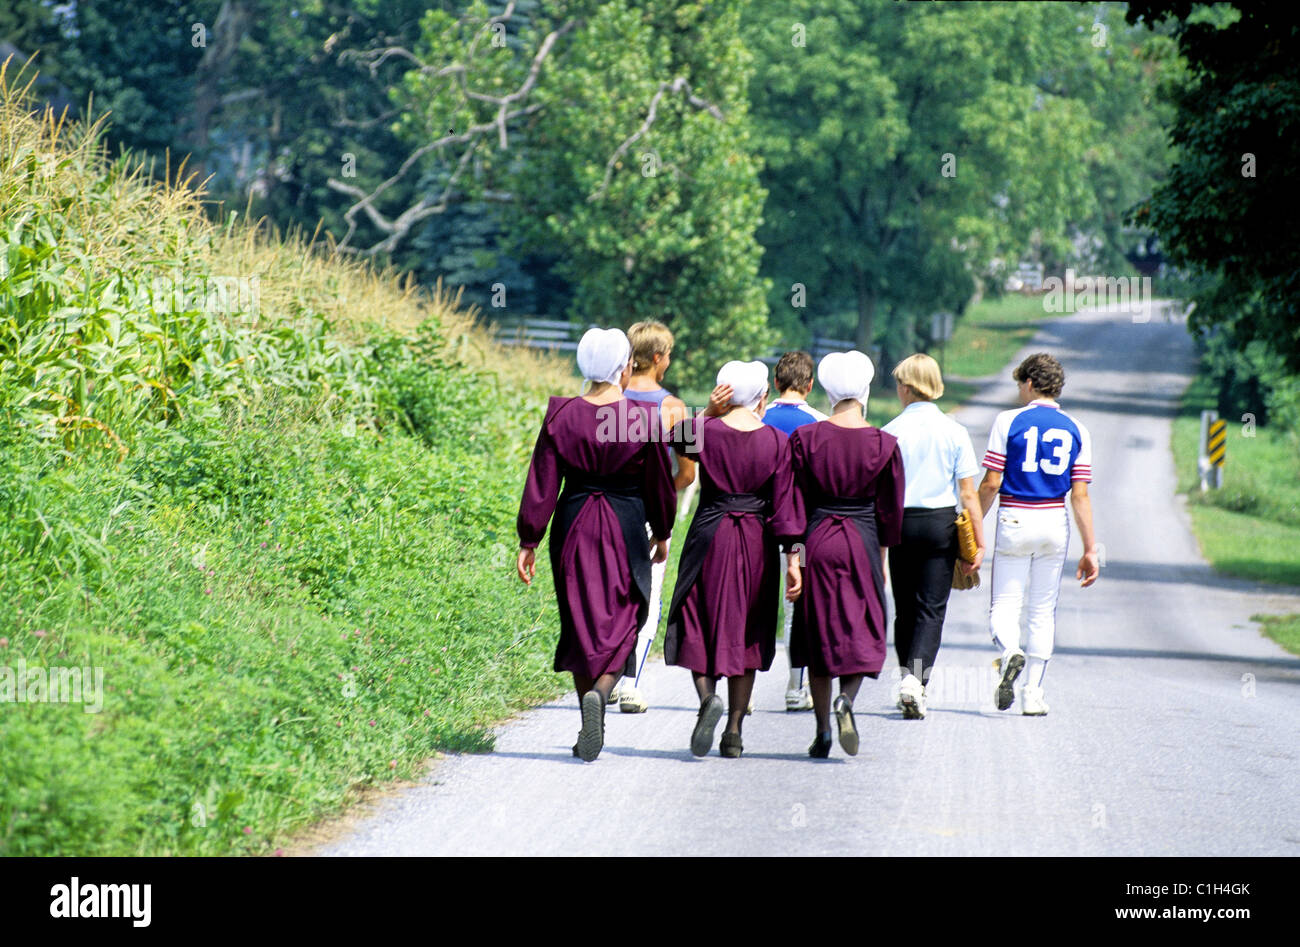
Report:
818,350,875,409
576,327,631,386
716,360,769,411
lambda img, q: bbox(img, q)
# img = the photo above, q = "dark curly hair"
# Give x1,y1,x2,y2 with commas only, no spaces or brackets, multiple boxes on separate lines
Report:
774,351,815,393
1013,353,1065,398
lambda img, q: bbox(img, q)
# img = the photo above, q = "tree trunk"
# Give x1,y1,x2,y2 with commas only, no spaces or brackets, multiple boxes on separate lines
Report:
186,0,255,184
854,269,876,354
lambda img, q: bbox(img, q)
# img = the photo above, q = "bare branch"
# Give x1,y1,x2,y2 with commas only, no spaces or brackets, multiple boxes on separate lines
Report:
327,15,574,256
589,77,726,202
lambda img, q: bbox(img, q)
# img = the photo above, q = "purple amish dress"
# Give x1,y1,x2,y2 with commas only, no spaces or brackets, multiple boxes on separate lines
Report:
788,423,905,677
517,396,677,679
664,417,804,677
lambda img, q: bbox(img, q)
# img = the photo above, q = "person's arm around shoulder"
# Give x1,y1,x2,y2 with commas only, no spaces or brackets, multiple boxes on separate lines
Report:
662,394,696,492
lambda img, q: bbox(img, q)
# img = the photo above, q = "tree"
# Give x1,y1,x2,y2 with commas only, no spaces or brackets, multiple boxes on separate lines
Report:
1127,2,1300,374
378,0,773,388
744,0,1112,357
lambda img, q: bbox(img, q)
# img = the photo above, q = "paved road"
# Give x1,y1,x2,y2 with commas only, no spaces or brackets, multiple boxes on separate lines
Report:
318,301,1300,856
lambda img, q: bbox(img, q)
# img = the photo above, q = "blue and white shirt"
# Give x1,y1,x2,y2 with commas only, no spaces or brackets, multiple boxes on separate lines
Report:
763,398,827,436
982,400,1092,509
882,401,979,509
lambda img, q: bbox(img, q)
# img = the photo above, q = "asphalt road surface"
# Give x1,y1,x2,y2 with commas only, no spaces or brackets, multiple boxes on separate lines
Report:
318,301,1300,856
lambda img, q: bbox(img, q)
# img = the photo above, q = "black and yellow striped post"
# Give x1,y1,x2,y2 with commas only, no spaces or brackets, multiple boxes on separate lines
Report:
1199,411,1226,490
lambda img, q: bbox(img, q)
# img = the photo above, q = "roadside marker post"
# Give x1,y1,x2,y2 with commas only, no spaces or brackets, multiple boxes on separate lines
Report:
1199,410,1226,491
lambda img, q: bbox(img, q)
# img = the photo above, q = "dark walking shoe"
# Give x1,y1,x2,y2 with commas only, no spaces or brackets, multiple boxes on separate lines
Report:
995,649,1026,711
808,731,832,759
575,690,605,761
690,694,725,757
833,694,859,756
719,732,743,758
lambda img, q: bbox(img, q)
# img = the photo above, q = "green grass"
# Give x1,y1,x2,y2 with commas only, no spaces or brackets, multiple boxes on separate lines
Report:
0,64,574,855
0,400,565,855
1250,613,1300,657
938,293,1059,380
1169,366,1300,657
1171,371,1300,587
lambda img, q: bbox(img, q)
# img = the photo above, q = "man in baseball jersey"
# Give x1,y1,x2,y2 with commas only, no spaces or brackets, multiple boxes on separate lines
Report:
977,353,1100,715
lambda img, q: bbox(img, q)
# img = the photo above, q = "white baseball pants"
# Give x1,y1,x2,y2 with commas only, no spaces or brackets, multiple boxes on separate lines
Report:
988,505,1070,661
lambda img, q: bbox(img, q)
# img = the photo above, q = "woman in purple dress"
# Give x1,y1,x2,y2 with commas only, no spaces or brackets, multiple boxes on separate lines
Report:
788,351,905,758
516,328,677,761
665,360,804,759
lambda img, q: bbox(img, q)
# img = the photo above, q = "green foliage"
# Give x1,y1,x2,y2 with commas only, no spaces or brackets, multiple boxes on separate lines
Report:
397,0,775,389
745,0,1171,359
0,403,562,855
1173,367,1300,588
1127,3,1300,374
0,58,569,855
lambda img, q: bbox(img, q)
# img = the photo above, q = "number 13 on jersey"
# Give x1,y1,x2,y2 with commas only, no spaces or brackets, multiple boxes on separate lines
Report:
1020,426,1073,476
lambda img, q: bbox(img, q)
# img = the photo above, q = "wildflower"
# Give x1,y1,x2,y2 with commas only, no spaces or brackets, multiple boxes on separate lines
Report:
243,826,253,835
274,848,284,857
33,630,48,638
0,638,8,648
368,720,376,727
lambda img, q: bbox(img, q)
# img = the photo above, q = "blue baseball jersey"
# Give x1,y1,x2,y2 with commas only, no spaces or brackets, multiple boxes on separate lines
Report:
763,399,827,435
982,401,1092,508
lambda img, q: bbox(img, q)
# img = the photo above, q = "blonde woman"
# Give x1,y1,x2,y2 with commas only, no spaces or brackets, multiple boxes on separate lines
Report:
609,320,695,714
882,354,985,719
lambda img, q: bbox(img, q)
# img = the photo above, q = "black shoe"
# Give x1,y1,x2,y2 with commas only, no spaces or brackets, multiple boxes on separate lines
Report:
719,731,743,758
575,690,605,761
691,694,725,757
808,731,832,758
833,694,859,756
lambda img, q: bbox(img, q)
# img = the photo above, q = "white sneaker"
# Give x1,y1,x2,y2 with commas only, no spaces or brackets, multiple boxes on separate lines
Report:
618,684,648,714
1021,684,1049,716
994,648,1026,711
785,687,813,712
607,681,622,705
898,673,926,719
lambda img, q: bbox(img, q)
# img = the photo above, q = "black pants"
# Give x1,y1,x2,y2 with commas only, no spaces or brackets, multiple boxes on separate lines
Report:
889,507,958,685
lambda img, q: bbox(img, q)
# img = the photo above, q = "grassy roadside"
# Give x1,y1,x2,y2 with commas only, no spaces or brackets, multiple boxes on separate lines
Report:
0,65,575,855
1171,370,1300,655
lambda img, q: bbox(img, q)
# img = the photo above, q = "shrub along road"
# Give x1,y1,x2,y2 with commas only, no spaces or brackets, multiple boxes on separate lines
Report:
313,301,1300,856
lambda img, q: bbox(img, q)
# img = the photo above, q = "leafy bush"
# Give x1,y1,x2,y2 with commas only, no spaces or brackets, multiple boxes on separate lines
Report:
0,64,573,854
